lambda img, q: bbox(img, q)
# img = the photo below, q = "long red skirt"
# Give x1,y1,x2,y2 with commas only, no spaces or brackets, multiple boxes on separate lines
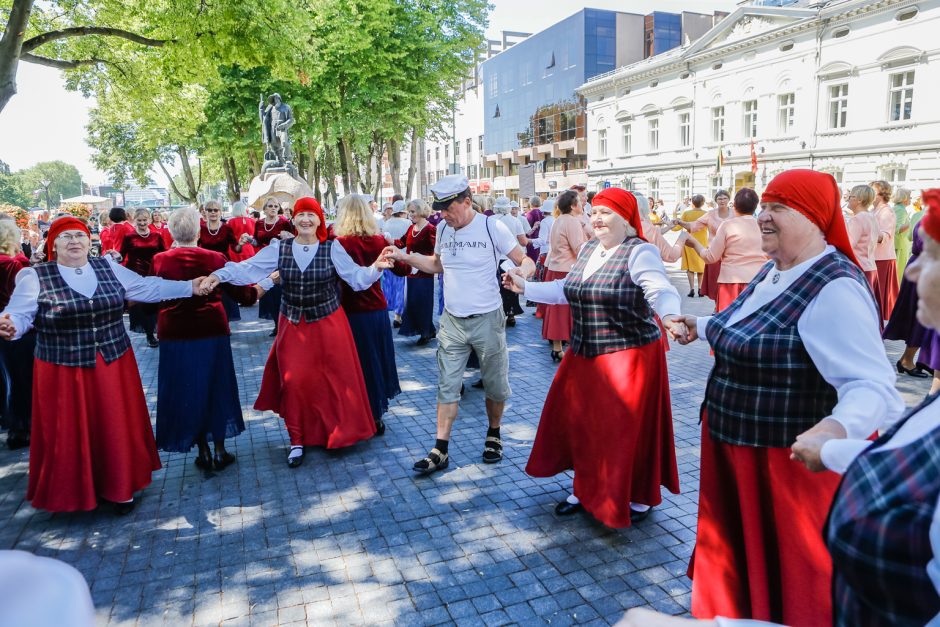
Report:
256,311,376,448
541,269,573,342
526,340,680,528
28,352,162,512
875,258,899,320
716,282,748,313
701,261,721,300
689,419,839,625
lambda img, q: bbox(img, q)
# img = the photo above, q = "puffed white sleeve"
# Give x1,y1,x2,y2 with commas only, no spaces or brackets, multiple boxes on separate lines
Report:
799,277,906,439
107,257,192,302
330,240,382,291
523,279,568,305
0,268,40,340
820,439,873,475
629,243,681,318
214,240,280,285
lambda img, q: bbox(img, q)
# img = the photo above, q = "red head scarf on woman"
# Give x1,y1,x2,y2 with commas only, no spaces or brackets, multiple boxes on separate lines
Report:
292,197,328,243
760,169,861,268
921,189,940,243
46,216,90,261
591,187,646,241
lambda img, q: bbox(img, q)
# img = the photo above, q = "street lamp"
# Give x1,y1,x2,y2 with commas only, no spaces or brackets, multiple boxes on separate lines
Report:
38,178,52,211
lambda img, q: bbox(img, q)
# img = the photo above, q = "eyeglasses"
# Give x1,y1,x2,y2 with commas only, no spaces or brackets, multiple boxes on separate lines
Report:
56,232,89,242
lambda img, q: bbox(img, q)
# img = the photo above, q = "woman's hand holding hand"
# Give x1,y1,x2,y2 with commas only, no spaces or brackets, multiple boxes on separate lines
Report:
279,231,295,240
661,315,689,343
381,246,406,264
270,271,280,285
238,233,252,245
791,418,847,472
0,314,16,341
501,268,526,294
199,274,221,294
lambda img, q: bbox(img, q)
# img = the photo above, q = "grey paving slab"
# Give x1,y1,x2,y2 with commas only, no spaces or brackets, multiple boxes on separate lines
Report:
0,266,930,626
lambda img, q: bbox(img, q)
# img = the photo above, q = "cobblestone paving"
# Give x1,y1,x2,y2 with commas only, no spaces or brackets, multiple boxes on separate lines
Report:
0,265,931,626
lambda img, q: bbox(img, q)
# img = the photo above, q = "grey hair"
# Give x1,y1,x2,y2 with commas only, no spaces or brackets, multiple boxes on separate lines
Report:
168,208,200,244
624,223,638,238
231,201,247,217
892,187,912,205
633,192,651,219
131,207,151,220
407,199,431,218
0,220,20,257
529,196,541,207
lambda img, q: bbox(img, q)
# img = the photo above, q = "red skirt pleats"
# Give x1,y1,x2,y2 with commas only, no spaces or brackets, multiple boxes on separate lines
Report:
27,352,161,512
716,283,748,313
541,269,573,341
875,259,899,320
526,341,679,528
701,261,721,300
689,419,838,625
255,311,376,448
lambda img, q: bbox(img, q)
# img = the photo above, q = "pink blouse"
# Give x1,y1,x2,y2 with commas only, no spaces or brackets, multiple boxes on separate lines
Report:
698,215,768,284
692,209,732,237
846,211,878,272
872,203,897,261
547,214,590,272
642,219,685,263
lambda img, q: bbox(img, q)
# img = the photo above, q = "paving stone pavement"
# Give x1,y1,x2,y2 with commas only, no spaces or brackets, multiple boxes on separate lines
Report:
0,265,931,626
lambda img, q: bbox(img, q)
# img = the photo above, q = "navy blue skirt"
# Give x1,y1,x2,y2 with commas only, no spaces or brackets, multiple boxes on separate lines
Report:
128,303,157,334
156,335,245,452
346,309,401,422
258,284,282,321
0,331,35,433
221,291,241,322
382,270,406,316
399,277,436,339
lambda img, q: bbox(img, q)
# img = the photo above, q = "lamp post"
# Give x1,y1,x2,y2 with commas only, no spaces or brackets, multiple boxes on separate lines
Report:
38,178,52,211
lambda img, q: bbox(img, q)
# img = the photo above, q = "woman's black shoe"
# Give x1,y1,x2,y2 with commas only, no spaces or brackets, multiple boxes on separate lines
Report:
505,315,516,327
697,290,704,298
393,319,402,328
630,506,653,523
687,290,695,297
917,362,935,375
213,451,236,470
375,419,386,436
550,350,563,362
416,336,431,346
897,359,930,378
6,432,29,450
194,449,213,470
287,447,304,468
111,499,136,516
554,500,583,516
146,335,159,348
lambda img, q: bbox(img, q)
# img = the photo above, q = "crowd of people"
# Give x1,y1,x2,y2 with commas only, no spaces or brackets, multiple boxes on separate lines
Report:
0,170,937,625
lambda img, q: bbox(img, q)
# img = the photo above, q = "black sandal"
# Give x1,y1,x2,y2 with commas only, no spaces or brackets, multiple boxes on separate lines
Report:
194,448,213,470
413,448,449,475
213,451,236,470
482,436,503,463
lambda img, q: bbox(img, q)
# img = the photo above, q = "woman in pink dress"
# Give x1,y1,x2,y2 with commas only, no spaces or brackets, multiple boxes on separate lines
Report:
871,180,899,319
683,188,767,312
845,184,880,297
677,190,732,302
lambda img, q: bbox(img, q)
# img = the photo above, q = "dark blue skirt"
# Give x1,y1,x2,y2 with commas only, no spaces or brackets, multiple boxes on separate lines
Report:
346,309,400,422
258,284,282,321
128,303,157,334
0,331,35,432
399,277,436,339
156,335,245,452
221,291,241,322
382,270,406,316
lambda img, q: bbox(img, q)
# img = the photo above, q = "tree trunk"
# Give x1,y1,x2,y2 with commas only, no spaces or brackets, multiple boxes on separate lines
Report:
337,139,351,194
306,133,316,187
221,155,240,202
247,148,260,178
229,156,241,200
406,127,419,198
177,145,199,203
221,156,235,201
313,156,321,203
373,136,385,202
0,0,36,114
388,137,402,197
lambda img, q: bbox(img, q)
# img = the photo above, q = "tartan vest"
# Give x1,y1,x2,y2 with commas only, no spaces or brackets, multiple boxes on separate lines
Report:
33,258,131,367
704,251,869,447
826,393,940,626
278,240,340,323
564,238,660,358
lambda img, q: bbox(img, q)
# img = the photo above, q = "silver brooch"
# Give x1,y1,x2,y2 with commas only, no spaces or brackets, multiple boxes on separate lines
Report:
771,273,780,284
303,246,310,252
75,268,83,275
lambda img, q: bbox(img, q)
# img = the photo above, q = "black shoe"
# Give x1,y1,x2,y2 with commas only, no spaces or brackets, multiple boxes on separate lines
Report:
554,500,583,516
697,290,704,298
687,290,695,297
147,335,159,348
375,419,386,436
550,350,563,362
630,506,653,523
110,499,136,516
917,362,935,375
213,451,236,470
505,315,516,327
6,432,29,450
413,448,449,475
269,329,278,337
471,379,484,389
194,449,213,470
416,336,431,346
393,319,402,328
897,359,930,378
287,447,304,468
482,436,503,463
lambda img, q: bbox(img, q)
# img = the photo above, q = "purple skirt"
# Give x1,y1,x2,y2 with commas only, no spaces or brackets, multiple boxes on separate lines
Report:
883,273,921,344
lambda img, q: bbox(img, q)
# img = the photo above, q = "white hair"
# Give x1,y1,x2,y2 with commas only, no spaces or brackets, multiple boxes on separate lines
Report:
168,208,200,244
231,201,247,217
633,192,651,219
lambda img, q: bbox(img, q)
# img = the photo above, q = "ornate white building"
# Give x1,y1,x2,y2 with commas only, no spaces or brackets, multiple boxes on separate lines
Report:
579,0,939,204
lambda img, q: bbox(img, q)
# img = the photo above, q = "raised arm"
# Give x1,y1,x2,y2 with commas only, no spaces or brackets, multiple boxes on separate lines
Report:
330,239,386,291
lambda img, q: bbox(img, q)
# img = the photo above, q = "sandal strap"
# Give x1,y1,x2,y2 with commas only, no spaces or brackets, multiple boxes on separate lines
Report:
424,448,447,465
484,437,502,451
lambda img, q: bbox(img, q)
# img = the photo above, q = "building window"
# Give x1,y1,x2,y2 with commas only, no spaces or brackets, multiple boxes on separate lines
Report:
479,135,484,151
622,177,634,190
777,93,795,134
678,112,690,147
889,70,914,122
444,144,449,159
828,84,849,129
598,129,608,158
454,141,459,157
435,147,440,163
648,118,659,151
709,175,723,197
880,166,907,183
426,149,431,164
711,106,725,142
677,176,690,203
466,138,472,157
743,100,758,139
621,124,632,155
648,178,660,200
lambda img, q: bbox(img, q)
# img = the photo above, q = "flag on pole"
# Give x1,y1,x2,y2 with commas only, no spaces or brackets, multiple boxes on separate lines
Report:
750,140,758,175
716,145,724,172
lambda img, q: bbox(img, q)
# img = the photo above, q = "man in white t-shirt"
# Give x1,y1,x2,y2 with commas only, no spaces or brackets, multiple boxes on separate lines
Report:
382,175,535,475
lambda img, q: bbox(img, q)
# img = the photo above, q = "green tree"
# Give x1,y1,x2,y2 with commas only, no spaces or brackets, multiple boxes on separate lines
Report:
15,160,82,209
0,159,30,207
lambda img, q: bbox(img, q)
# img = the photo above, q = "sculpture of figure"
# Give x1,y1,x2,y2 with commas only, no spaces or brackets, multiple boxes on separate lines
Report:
259,93,294,167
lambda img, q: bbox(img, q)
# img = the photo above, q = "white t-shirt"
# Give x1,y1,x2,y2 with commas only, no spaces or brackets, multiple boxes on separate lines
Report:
434,213,519,317
384,216,411,241
495,214,524,260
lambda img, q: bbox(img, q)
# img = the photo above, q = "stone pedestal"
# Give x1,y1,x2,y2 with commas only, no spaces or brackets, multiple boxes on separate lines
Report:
245,170,313,209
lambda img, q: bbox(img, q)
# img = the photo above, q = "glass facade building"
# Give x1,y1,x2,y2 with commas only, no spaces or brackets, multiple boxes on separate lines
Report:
645,12,682,58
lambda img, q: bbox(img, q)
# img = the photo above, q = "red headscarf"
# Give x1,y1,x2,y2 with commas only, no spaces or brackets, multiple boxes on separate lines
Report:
292,197,328,243
760,169,861,268
46,216,90,261
921,189,940,243
591,188,646,241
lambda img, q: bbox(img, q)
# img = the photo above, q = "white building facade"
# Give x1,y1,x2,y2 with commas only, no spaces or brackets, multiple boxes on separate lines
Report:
580,0,940,206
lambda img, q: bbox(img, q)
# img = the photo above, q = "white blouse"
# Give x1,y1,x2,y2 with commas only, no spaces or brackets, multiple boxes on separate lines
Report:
213,239,381,291
1,257,193,340
694,246,905,440
523,241,681,319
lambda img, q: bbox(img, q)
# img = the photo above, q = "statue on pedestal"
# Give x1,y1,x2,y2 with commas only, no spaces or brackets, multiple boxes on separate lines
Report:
259,93,295,174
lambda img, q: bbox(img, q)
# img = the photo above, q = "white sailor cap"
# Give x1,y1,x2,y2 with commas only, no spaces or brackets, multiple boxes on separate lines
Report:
429,174,470,205
509,200,519,208
493,196,511,210
391,200,407,214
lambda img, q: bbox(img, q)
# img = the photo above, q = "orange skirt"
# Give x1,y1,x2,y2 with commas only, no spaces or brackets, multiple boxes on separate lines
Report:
716,283,748,313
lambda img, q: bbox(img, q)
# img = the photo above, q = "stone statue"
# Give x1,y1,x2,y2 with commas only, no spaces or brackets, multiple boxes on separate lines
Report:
259,93,295,171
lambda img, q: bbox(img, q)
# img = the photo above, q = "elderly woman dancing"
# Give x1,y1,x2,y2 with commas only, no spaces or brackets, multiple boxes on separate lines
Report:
0,216,202,513
118,208,167,347
394,199,438,345
251,197,296,336
153,209,256,470
202,197,386,468
199,200,248,322
504,188,685,527
676,170,905,625
0,219,33,449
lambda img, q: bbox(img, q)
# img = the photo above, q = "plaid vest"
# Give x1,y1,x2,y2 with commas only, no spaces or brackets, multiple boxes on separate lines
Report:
704,251,869,447
33,258,131,367
564,238,660,357
278,240,340,323
826,393,940,626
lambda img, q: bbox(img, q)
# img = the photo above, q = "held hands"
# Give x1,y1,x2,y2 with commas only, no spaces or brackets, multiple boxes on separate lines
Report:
501,268,526,294
790,418,847,472
0,314,16,341
191,276,213,296
373,253,394,270
270,271,281,285
380,246,406,264
238,233,252,245
279,231,295,241
198,274,221,294
670,315,699,345
661,314,690,343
